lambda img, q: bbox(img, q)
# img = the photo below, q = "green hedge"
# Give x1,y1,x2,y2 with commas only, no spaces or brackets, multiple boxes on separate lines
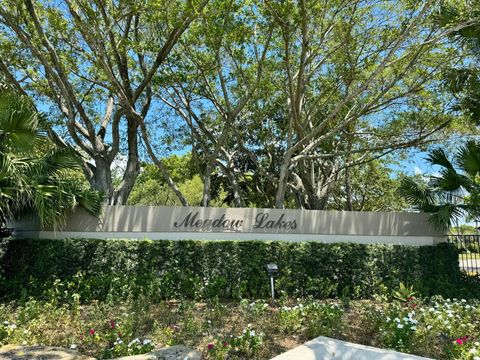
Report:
0,238,467,302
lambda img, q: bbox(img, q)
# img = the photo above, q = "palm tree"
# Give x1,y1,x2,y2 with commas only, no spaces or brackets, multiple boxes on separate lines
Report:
0,85,102,231
398,141,480,232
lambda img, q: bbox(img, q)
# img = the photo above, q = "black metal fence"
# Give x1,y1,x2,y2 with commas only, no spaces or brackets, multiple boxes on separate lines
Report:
448,234,480,274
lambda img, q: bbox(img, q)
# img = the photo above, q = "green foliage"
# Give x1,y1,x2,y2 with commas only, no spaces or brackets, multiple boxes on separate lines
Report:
127,155,227,206
0,86,102,229
327,160,409,211
392,282,416,303
380,302,419,352
0,239,467,303
399,141,480,232
277,301,344,339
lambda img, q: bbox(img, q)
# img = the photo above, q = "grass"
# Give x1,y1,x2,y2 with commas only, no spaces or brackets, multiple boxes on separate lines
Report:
459,252,480,261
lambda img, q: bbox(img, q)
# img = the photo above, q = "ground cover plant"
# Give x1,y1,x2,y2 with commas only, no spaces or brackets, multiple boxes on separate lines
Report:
2,288,480,359
2,239,480,359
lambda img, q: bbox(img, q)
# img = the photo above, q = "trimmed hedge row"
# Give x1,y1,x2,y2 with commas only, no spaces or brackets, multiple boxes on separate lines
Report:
0,238,468,302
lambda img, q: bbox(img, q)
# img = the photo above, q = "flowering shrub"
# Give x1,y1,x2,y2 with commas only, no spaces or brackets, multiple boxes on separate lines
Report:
206,325,265,359
278,299,344,338
240,299,269,318
99,316,155,358
381,308,418,351
3,292,480,360
0,320,17,345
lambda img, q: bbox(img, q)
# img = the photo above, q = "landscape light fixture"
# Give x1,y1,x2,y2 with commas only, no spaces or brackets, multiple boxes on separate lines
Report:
266,263,278,300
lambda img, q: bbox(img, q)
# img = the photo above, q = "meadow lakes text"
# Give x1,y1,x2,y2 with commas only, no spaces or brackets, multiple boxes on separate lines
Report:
173,211,297,231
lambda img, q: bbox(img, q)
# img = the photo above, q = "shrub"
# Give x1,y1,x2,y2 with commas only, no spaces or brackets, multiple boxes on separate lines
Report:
0,239,466,302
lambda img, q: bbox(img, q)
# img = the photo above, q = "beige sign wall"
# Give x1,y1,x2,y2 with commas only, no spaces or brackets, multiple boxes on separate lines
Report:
14,205,444,245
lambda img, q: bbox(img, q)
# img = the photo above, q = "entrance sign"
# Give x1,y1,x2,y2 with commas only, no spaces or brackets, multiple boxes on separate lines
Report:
14,205,444,245
173,211,297,231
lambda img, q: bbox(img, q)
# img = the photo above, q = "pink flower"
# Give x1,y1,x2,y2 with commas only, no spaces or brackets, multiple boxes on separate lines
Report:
223,341,229,347
110,320,116,329
207,343,214,350
89,328,95,335
456,338,463,345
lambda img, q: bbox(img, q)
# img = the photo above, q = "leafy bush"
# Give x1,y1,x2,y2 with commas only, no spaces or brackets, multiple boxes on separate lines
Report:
0,239,467,302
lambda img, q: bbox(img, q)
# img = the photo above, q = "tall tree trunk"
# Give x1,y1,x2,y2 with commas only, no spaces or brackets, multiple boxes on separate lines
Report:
111,116,140,205
275,157,291,209
91,156,113,201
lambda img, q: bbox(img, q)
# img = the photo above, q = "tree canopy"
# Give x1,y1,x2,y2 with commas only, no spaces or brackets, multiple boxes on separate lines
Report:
0,0,478,210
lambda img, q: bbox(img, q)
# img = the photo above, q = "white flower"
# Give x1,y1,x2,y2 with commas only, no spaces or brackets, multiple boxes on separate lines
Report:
427,325,433,330
403,317,409,322
411,326,416,331
462,299,467,303
70,344,78,350
394,318,400,323
397,324,404,329
469,348,477,354
128,338,140,347
249,330,256,336
143,339,152,345
386,317,391,322
475,342,480,346
3,321,9,325
9,324,16,330
116,338,124,345
474,356,480,360
411,319,418,325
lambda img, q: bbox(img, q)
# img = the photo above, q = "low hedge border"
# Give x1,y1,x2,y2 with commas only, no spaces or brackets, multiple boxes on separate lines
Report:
0,238,471,302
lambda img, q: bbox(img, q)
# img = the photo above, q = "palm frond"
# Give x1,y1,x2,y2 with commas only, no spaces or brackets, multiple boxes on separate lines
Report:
398,177,434,209
429,204,465,232
456,140,480,178
429,168,466,192
425,147,454,169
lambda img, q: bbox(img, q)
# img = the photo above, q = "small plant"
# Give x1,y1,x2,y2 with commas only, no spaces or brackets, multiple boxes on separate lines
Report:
393,282,416,303
206,341,230,360
380,304,418,352
206,325,265,359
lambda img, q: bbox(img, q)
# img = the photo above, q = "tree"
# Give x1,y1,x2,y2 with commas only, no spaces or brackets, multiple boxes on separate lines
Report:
0,0,208,204
127,154,227,206
158,0,472,209
435,1,480,125
0,85,102,229
326,159,408,211
398,141,480,232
